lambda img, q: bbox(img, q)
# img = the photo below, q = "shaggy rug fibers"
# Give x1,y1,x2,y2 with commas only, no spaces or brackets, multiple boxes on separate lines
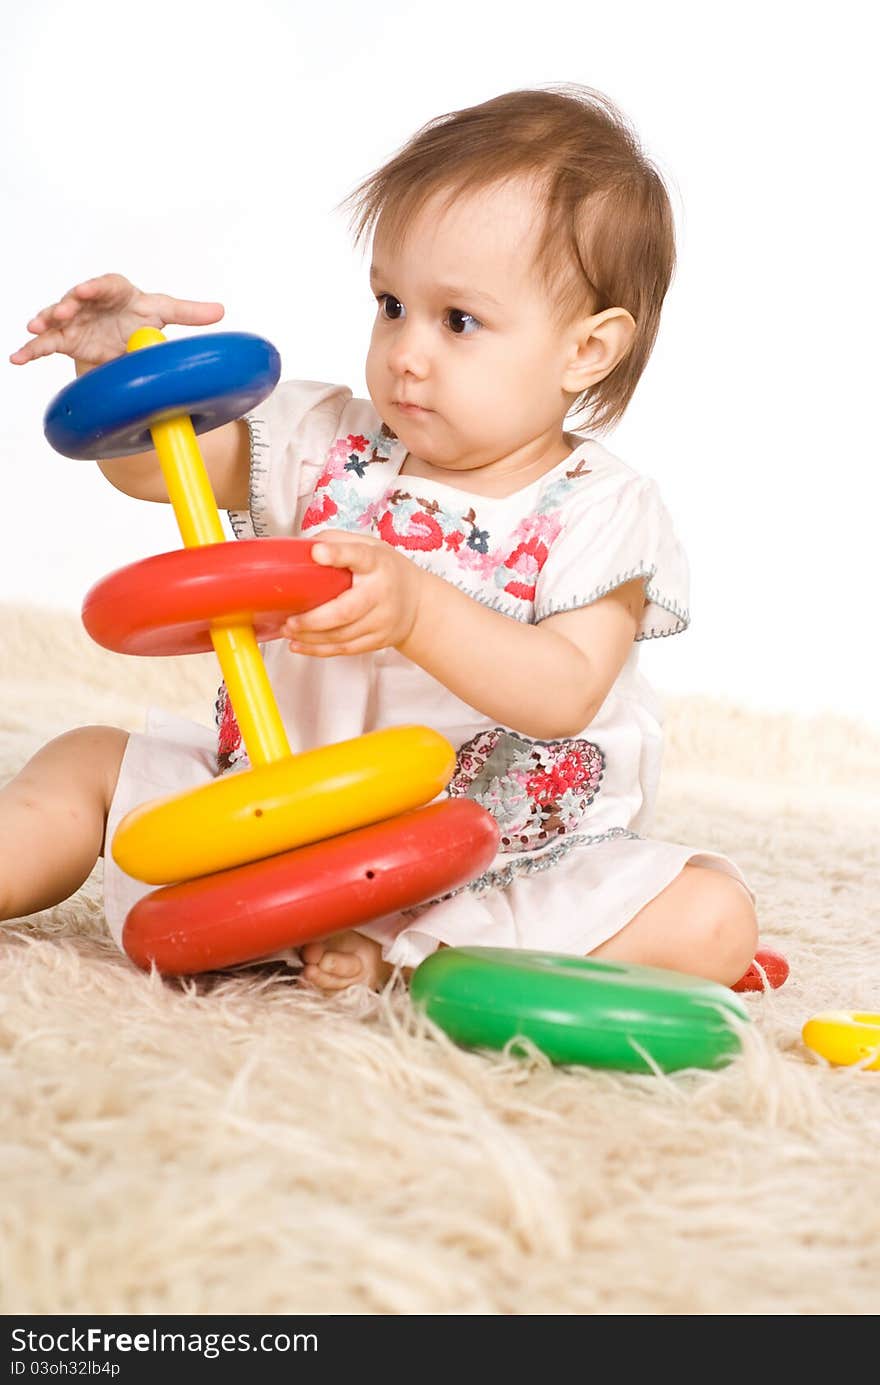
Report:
1,603,878,1316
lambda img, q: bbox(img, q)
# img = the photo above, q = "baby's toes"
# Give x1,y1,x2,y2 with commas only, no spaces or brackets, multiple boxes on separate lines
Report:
319,950,363,979
300,941,327,967
301,950,363,992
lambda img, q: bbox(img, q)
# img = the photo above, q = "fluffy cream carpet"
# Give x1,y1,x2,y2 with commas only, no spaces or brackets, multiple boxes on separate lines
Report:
1,602,878,1316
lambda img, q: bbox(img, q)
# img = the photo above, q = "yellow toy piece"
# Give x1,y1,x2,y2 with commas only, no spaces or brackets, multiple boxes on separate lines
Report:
112,725,456,885
127,327,290,767
801,1011,880,1071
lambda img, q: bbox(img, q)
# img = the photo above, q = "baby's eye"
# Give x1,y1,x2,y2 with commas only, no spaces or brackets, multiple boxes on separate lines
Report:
375,293,404,321
446,307,481,336
374,294,481,336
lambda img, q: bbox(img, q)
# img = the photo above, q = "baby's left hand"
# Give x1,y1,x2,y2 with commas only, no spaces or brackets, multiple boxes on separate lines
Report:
282,530,421,657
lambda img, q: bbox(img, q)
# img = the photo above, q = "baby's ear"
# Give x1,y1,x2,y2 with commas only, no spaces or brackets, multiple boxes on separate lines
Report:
562,307,636,392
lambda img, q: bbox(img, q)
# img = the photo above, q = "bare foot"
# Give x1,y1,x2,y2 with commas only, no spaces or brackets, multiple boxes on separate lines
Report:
300,930,394,993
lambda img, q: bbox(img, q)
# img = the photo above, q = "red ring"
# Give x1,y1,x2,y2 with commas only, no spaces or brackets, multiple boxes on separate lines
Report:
82,538,350,655
730,947,790,993
122,798,500,974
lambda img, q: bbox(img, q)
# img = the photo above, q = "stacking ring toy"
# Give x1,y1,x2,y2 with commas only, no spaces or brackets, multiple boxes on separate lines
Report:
43,327,500,974
801,1012,880,1071
82,539,351,655
410,947,750,1072
123,799,499,973
46,329,294,770
44,332,280,459
113,724,457,884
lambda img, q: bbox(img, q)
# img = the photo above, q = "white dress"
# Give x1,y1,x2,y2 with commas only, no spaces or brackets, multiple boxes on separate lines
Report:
103,380,752,967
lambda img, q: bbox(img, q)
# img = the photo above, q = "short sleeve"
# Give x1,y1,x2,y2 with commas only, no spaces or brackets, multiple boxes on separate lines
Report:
227,379,352,539
534,473,690,639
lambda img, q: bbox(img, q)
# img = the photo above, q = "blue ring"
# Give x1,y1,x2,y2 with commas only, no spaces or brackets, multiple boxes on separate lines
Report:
43,332,281,459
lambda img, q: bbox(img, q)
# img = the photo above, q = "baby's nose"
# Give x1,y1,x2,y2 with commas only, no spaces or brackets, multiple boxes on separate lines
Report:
386,320,431,377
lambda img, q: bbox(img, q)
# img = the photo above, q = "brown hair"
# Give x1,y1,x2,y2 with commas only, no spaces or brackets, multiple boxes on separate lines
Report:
336,83,677,434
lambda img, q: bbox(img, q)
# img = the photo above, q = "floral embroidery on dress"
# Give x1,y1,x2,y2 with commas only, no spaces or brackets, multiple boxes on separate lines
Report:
302,432,594,613
447,727,605,852
301,423,399,531
215,682,249,774
358,490,561,603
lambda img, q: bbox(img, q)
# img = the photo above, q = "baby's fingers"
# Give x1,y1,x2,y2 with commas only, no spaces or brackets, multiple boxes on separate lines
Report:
65,273,139,307
11,294,85,364
286,611,379,655
311,537,379,574
25,295,82,334
9,327,70,365
70,276,114,297
283,590,364,635
24,305,55,334
145,292,225,327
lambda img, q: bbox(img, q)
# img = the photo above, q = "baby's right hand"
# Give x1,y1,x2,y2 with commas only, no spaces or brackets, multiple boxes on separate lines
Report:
9,273,225,368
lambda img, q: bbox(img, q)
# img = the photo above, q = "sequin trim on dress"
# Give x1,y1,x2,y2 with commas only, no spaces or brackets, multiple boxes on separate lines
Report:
447,727,605,852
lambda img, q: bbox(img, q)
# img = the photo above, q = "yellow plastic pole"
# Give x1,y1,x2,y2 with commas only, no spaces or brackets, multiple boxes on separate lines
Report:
127,327,290,767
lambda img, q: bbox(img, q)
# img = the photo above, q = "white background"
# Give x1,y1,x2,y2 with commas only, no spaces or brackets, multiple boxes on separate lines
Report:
2,0,877,728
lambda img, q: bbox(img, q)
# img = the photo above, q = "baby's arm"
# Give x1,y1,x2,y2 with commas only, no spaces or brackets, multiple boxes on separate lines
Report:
10,273,251,510
402,567,646,738
283,531,645,739
410,570,643,742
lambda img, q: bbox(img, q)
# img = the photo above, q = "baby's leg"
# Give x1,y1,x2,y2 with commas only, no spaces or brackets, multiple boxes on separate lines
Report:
301,865,756,994
0,726,129,922
589,863,758,986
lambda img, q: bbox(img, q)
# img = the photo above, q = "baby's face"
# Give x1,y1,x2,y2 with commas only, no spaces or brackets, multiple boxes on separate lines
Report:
365,177,578,477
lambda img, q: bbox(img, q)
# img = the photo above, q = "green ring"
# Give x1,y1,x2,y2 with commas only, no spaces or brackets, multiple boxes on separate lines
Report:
410,947,750,1073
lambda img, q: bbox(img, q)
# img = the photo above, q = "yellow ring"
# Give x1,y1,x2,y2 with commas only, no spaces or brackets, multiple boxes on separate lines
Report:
801,1011,880,1071
112,724,456,885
